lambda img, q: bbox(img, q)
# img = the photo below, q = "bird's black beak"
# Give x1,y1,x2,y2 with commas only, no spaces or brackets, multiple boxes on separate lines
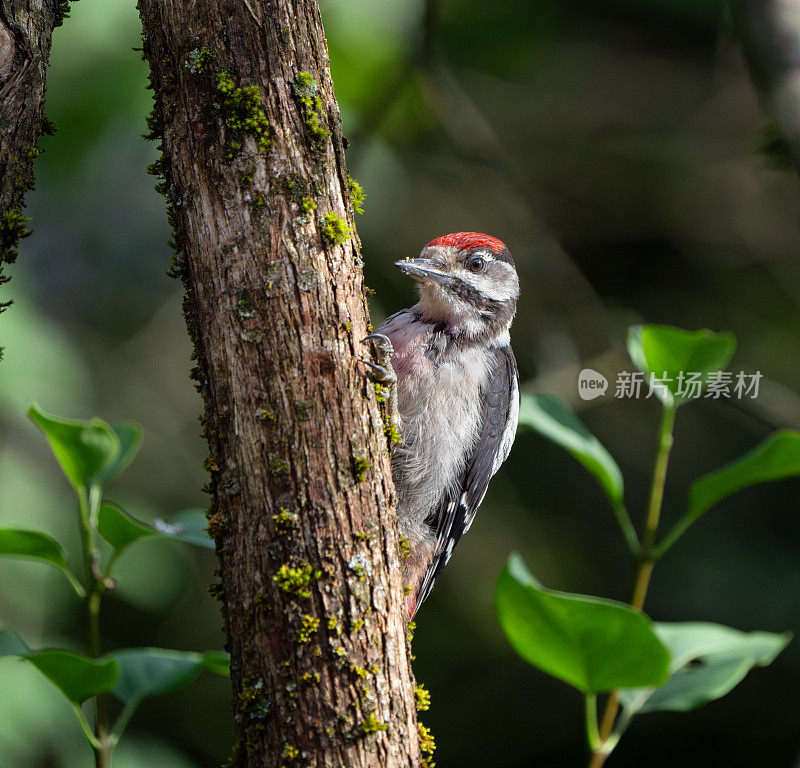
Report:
394,258,452,287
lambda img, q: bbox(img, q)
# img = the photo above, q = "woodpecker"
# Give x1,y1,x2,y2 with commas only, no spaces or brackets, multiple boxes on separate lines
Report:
363,232,520,618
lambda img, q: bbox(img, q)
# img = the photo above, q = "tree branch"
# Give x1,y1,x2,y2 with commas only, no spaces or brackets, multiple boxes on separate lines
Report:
0,0,63,355
136,1,420,766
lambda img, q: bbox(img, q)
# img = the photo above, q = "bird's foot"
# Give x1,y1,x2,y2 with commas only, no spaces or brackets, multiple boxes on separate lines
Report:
361,334,395,381
361,334,401,435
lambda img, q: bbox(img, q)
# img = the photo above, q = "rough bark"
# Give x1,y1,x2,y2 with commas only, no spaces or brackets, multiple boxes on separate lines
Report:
0,0,62,350
734,0,800,176
136,2,421,767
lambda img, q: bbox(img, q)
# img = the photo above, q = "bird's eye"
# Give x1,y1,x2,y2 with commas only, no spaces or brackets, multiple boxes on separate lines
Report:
467,256,486,273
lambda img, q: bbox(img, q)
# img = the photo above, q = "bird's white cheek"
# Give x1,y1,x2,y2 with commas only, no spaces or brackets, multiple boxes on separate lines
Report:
458,264,519,303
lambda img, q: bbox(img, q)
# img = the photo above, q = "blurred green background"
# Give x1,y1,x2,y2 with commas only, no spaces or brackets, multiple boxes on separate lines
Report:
1,0,799,765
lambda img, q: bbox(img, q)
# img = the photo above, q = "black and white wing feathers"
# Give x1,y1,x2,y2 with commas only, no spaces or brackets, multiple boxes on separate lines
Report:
414,345,519,612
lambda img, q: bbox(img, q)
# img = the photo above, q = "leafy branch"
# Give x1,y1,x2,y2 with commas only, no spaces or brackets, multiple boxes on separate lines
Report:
498,324,793,766
0,404,225,767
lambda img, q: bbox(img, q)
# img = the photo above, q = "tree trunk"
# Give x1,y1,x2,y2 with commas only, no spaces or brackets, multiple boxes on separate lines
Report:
136,2,421,767
0,0,62,352
734,0,800,176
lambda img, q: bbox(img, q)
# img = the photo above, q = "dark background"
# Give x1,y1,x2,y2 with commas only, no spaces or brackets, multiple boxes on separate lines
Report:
0,0,798,766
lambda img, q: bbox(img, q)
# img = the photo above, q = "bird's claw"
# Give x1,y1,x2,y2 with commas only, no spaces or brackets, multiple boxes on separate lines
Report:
360,333,396,383
360,359,396,384
361,332,393,346
360,334,401,437
361,332,394,359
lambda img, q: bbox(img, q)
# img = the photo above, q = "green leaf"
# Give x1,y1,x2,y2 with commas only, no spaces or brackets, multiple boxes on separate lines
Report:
627,325,736,405
0,528,85,596
0,629,119,704
98,502,156,552
619,622,791,714
154,508,214,549
0,629,30,657
200,650,231,676
0,631,119,704
0,632,118,746
98,505,214,562
110,648,230,703
690,430,800,518
657,430,800,557
27,403,121,490
495,554,670,694
26,651,119,704
518,393,623,505
96,422,143,484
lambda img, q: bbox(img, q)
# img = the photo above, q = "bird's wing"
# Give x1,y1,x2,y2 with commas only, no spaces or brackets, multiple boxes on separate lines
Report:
413,345,519,613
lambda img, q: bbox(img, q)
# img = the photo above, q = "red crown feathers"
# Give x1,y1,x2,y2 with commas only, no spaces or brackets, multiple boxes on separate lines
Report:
425,232,509,254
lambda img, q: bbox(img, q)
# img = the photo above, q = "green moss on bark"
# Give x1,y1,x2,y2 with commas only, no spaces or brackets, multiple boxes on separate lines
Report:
273,563,321,598
214,72,273,158
347,175,366,215
358,713,388,735
321,212,352,245
293,72,331,148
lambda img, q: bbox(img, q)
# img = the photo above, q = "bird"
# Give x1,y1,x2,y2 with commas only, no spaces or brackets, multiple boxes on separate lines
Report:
362,232,520,618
